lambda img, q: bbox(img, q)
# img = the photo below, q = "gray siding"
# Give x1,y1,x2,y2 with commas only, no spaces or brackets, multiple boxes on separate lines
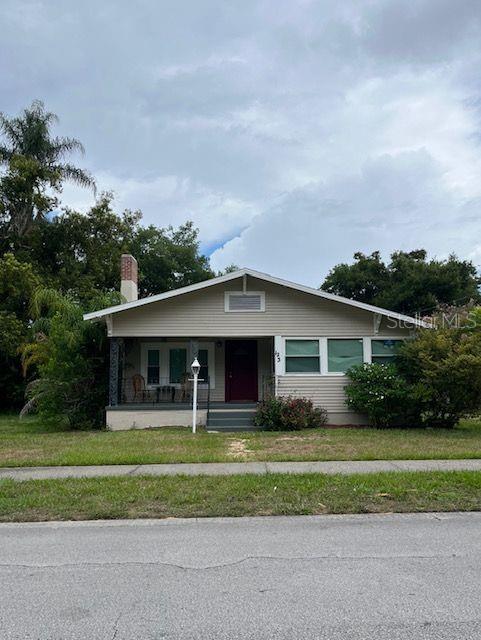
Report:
277,376,348,412
111,276,413,338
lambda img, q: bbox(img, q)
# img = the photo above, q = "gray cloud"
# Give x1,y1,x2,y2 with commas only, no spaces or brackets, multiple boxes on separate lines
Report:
2,0,481,282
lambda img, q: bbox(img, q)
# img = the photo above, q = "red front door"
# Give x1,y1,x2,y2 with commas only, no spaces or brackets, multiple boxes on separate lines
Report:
225,340,258,402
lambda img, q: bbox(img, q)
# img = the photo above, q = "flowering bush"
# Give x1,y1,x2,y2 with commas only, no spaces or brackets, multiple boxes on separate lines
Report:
345,363,415,428
254,396,327,431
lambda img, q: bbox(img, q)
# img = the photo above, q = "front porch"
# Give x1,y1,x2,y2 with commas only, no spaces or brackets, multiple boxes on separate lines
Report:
107,337,275,430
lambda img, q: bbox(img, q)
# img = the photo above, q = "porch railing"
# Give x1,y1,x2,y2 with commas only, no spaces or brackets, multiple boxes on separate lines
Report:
120,375,210,407
261,374,276,401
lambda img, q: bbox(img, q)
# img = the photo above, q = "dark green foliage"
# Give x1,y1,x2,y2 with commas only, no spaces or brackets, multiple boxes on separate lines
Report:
0,254,41,408
4,194,213,301
396,328,481,429
345,363,415,428
254,396,327,431
321,250,480,316
22,289,121,428
346,324,481,429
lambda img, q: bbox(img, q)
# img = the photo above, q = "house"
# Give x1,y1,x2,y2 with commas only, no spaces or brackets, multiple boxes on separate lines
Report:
84,255,426,431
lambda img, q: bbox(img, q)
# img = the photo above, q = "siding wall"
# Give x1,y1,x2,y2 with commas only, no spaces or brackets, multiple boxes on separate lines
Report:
111,276,412,338
277,376,348,412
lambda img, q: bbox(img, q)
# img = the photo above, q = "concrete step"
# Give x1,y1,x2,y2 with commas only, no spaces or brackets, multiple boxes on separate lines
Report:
209,403,257,410
209,410,255,419
207,403,259,432
208,419,255,429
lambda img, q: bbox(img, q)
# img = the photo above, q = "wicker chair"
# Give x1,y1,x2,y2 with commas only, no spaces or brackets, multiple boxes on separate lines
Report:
131,374,149,402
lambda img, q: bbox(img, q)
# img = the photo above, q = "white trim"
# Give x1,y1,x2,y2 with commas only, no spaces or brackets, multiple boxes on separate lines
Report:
284,338,321,375
140,341,216,389
105,315,113,337
224,291,266,313
83,267,429,328
279,336,407,377
274,335,285,376
363,337,372,364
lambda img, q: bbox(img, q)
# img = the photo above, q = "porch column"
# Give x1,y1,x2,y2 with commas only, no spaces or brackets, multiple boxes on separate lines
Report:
109,337,120,406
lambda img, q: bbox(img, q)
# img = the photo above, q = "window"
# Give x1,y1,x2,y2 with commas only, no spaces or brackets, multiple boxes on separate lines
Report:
328,339,363,373
285,339,320,373
198,348,209,383
169,348,187,383
147,349,160,385
371,339,403,365
225,291,265,312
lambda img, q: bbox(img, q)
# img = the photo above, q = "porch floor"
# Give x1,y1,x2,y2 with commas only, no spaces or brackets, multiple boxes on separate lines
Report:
109,402,258,411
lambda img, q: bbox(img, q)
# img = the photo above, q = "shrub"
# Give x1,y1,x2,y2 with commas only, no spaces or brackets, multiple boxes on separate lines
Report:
396,327,481,428
21,289,119,429
345,363,415,428
254,396,327,431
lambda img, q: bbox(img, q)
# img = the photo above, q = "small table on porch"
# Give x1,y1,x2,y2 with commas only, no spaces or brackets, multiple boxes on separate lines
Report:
151,384,176,404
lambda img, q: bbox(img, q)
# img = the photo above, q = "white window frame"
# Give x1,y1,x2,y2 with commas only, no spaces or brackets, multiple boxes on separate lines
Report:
278,336,406,377
283,337,322,376
224,291,266,313
368,337,404,365
140,341,216,389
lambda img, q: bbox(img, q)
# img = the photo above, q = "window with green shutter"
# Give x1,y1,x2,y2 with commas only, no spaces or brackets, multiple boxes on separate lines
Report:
169,348,187,383
285,339,320,373
327,339,363,373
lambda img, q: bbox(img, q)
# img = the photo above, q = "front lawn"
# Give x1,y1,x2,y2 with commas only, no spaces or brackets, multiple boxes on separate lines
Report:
1,414,481,467
0,471,480,521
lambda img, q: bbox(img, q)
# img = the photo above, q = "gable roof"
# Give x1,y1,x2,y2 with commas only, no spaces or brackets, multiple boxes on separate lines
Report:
83,267,429,327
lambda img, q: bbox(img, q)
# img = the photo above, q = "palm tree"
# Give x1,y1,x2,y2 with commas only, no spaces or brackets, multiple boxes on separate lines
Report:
0,100,95,236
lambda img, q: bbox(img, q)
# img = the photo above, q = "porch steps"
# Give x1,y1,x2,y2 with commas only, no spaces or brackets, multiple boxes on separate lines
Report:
207,404,260,432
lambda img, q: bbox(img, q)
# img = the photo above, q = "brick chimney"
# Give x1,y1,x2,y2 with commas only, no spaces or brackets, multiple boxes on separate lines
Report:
120,254,138,302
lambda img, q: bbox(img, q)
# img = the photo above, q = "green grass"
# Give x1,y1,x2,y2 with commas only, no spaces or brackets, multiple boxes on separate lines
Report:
0,471,480,522
2,414,481,467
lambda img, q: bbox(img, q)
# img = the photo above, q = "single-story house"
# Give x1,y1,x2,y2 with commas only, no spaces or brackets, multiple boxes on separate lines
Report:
84,255,426,431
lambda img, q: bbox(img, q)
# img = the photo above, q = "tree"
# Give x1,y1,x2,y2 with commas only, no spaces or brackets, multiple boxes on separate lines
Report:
11,194,214,300
0,253,41,408
321,250,480,316
0,100,95,238
131,220,214,295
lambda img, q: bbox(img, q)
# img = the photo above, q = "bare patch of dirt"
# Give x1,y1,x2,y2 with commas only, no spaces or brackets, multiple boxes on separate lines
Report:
227,438,251,459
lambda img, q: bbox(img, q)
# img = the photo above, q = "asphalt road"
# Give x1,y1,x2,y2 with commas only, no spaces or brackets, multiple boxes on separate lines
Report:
1,512,480,639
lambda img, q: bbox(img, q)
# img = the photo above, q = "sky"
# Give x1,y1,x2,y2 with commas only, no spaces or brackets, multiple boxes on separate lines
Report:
2,0,481,286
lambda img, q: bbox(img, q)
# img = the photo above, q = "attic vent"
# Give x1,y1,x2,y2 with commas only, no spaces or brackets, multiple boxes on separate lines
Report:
225,292,265,312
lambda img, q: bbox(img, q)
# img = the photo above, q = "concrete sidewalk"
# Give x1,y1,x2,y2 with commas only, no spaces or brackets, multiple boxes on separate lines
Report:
1,458,481,481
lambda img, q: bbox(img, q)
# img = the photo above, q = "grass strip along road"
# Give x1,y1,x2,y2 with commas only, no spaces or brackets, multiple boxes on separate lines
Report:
1,470,480,522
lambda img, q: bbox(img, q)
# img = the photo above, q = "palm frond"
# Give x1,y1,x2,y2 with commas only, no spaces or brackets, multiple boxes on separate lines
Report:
55,163,96,193
50,136,85,157
30,287,72,319
19,395,39,418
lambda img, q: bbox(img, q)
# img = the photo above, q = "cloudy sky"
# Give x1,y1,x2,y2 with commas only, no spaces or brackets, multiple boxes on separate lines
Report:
2,0,481,285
